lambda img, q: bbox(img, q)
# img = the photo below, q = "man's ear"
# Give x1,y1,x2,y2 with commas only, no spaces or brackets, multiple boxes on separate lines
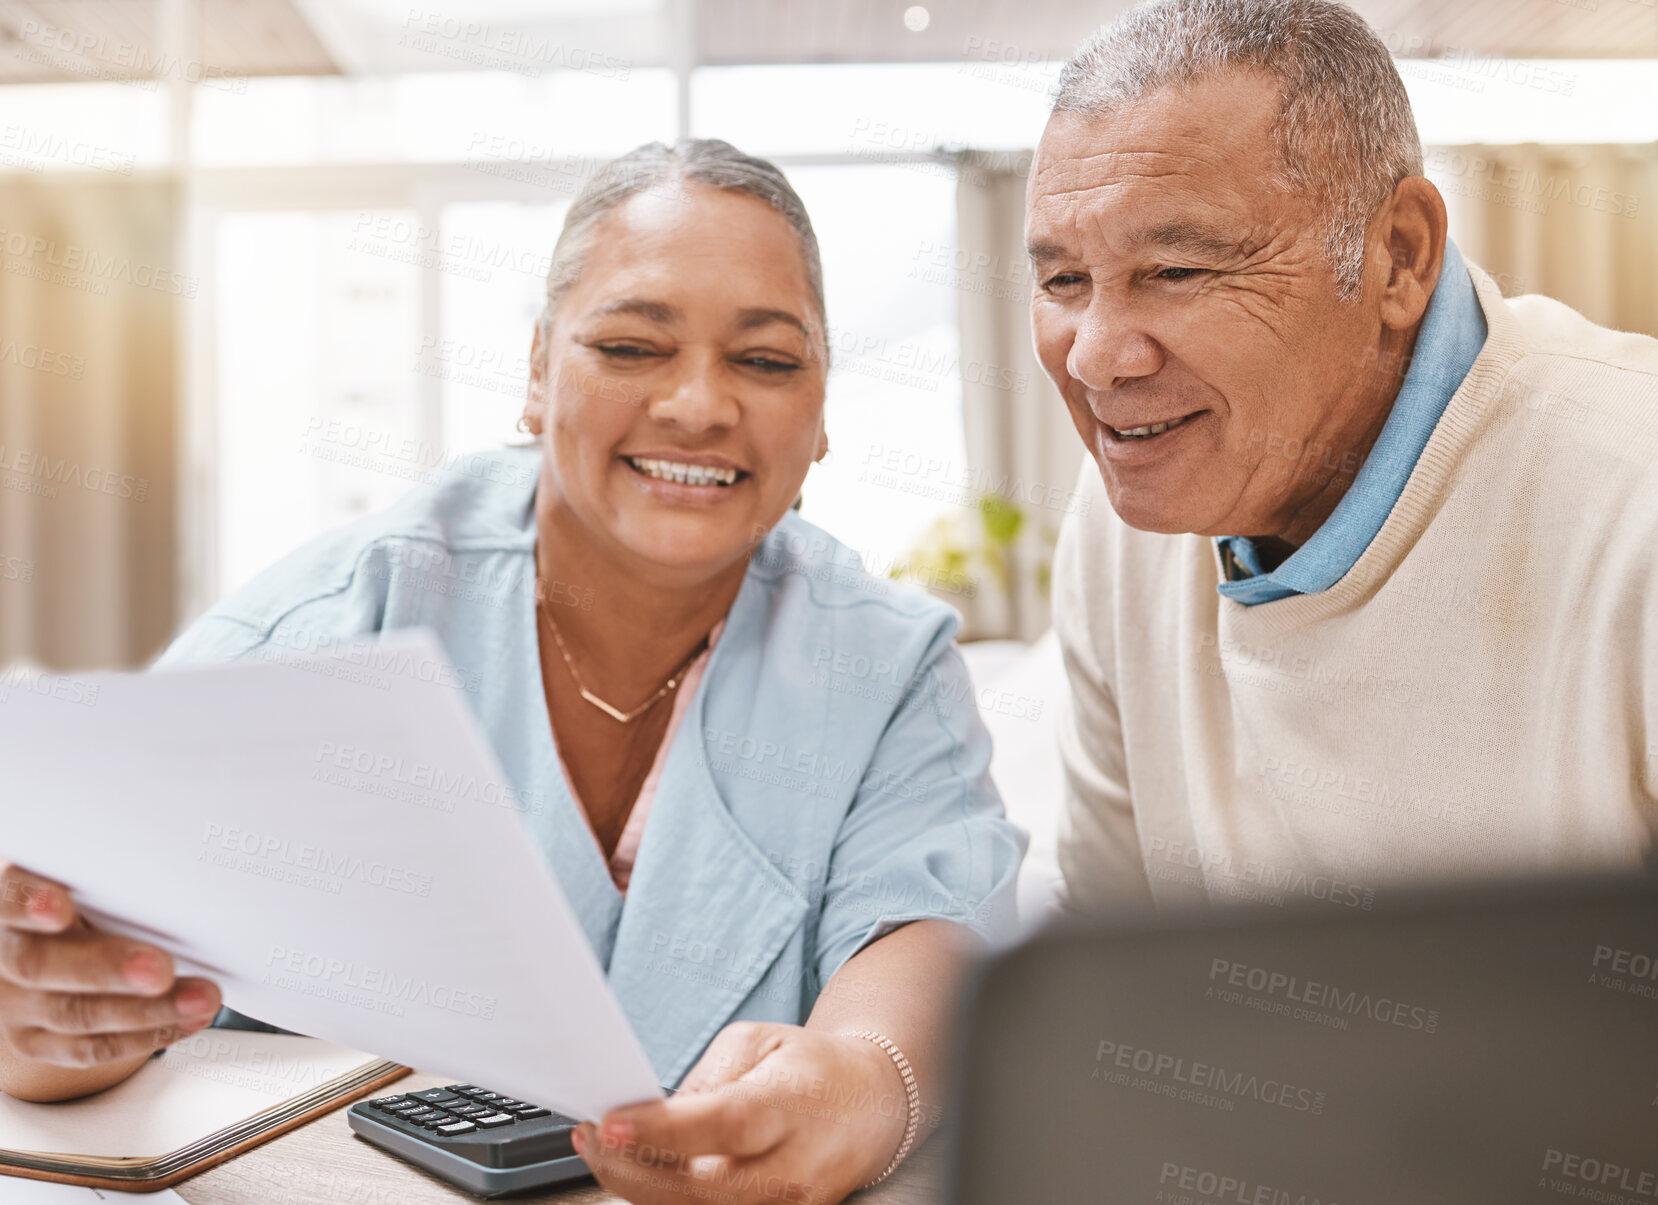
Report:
1374,176,1449,333
523,322,549,435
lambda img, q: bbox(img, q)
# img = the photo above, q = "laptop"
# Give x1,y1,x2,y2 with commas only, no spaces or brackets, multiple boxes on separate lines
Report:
948,874,1658,1205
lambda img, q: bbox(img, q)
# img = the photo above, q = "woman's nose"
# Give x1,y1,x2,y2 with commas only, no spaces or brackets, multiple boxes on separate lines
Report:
648,352,740,431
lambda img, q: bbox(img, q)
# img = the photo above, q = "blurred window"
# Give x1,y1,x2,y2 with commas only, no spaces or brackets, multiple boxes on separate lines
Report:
192,70,676,166
0,82,169,172
9,57,1657,604
215,210,422,591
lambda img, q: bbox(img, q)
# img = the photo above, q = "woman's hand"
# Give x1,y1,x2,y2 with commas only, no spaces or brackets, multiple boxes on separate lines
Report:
573,1021,912,1205
0,863,222,1101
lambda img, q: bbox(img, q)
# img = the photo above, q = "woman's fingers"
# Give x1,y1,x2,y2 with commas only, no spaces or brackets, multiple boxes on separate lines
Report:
575,1070,793,1205
601,1088,789,1162
1,976,220,1035
576,1024,882,1204
0,926,175,995
0,863,220,1075
678,1020,784,1094
0,865,74,933
6,1023,202,1071
574,1121,747,1205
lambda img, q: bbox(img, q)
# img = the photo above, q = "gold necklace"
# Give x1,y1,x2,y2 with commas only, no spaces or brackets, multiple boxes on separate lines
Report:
537,592,708,724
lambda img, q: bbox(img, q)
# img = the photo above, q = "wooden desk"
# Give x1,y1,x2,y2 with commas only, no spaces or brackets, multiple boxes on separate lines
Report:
175,1071,944,1205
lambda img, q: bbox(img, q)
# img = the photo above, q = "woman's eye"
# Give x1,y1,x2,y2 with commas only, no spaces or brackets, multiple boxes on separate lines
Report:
737,355,800,374
1154,266,1204,281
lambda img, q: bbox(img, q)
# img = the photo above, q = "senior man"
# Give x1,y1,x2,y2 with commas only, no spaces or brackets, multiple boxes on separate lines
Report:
1036,0,1658,913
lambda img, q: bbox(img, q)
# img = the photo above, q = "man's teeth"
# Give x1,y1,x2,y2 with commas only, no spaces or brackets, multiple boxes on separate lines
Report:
629,458,740,486
1114,413,1194,440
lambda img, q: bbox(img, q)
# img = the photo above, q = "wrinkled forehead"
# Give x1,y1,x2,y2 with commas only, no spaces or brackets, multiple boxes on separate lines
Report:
1025,96,1296,253
1032,70,1283,177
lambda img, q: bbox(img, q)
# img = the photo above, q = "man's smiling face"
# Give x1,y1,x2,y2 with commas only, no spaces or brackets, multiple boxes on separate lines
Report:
1027,70,1390,539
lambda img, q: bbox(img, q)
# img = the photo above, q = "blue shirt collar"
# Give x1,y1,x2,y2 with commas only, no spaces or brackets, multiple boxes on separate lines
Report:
1215,240,1487,605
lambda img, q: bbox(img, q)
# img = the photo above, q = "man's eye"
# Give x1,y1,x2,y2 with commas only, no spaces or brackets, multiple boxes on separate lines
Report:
596,344,657,359
737,355,800,374
1154,266,1204,281
1042,273,1088,291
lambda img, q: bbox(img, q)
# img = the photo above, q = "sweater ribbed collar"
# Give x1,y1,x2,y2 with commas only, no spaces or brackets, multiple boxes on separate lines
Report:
1211,259,1530,639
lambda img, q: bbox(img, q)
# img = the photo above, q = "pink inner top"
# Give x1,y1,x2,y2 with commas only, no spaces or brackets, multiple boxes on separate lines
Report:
558,620,723,894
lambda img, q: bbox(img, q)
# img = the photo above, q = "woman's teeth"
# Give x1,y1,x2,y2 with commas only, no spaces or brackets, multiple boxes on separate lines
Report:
629,457,740,487
1113,413,1194,440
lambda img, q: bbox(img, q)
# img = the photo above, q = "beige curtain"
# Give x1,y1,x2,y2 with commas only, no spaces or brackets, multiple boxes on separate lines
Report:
1434,143,1658,337
954,151,1084,642
0,174,180,670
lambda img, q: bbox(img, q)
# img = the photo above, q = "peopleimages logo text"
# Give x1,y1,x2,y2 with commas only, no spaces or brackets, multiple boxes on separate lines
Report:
313,742,542,814
0,229,196,296
1541,1149,1657,1198
1159,1161,1340,1205
264,946,496,1020
1207,958,1440,1032
1094,1039,1327,1113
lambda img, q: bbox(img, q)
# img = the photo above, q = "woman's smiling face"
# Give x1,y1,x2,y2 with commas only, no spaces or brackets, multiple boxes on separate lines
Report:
525,183,828,582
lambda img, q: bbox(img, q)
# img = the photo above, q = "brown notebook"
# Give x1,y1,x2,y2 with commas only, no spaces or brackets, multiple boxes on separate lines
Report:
0,1032,408,1192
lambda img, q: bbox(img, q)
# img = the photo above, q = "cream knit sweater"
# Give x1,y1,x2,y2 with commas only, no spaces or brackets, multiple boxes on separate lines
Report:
1053,264,1658,914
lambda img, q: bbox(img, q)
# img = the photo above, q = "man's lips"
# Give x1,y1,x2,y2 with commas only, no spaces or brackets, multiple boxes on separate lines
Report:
1098,410,1205,441
1087,407,1210,465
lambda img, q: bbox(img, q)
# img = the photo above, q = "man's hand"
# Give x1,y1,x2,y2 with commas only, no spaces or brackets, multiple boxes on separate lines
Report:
572,1021,912,1205
0,863,222,1101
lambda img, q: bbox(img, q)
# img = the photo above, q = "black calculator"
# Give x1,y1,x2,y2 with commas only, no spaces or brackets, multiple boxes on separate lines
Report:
348,1083,587,1197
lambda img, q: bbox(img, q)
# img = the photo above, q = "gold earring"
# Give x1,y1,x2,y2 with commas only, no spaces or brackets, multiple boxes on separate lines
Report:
516,415,532,434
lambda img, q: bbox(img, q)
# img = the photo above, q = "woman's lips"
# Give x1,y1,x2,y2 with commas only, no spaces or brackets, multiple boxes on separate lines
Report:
622,456,751,505
625,456,743,487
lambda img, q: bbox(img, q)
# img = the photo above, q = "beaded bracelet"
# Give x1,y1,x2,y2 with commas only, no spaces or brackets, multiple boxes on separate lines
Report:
850,1030,921,1186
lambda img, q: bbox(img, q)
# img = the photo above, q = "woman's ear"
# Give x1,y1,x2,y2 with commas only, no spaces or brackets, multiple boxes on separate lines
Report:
522,322,549,436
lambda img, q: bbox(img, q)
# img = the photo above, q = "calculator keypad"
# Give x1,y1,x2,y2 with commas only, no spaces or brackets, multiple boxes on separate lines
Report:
364,1086,575,1139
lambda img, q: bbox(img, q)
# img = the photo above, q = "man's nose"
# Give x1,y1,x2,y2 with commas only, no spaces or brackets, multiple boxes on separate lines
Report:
649,351,740,431
1066,297,1164,390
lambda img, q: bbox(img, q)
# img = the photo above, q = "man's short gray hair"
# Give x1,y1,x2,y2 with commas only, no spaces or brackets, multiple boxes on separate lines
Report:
539,138,826,341
1052,0,1423,299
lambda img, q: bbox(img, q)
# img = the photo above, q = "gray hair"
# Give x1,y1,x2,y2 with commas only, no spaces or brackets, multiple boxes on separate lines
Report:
1053,0,1423,299
538,138,826,343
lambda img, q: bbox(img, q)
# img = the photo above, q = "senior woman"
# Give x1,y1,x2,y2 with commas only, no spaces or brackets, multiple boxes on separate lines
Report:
0,139,1024,1202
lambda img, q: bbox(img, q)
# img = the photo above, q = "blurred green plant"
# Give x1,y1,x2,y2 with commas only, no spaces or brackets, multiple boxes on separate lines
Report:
889,493,1045,600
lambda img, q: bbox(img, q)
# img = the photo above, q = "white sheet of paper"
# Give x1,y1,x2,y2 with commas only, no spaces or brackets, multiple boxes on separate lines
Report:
0,630,661,1121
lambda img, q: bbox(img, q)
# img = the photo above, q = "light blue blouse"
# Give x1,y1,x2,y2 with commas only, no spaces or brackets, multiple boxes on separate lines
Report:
155,448,1026,1088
